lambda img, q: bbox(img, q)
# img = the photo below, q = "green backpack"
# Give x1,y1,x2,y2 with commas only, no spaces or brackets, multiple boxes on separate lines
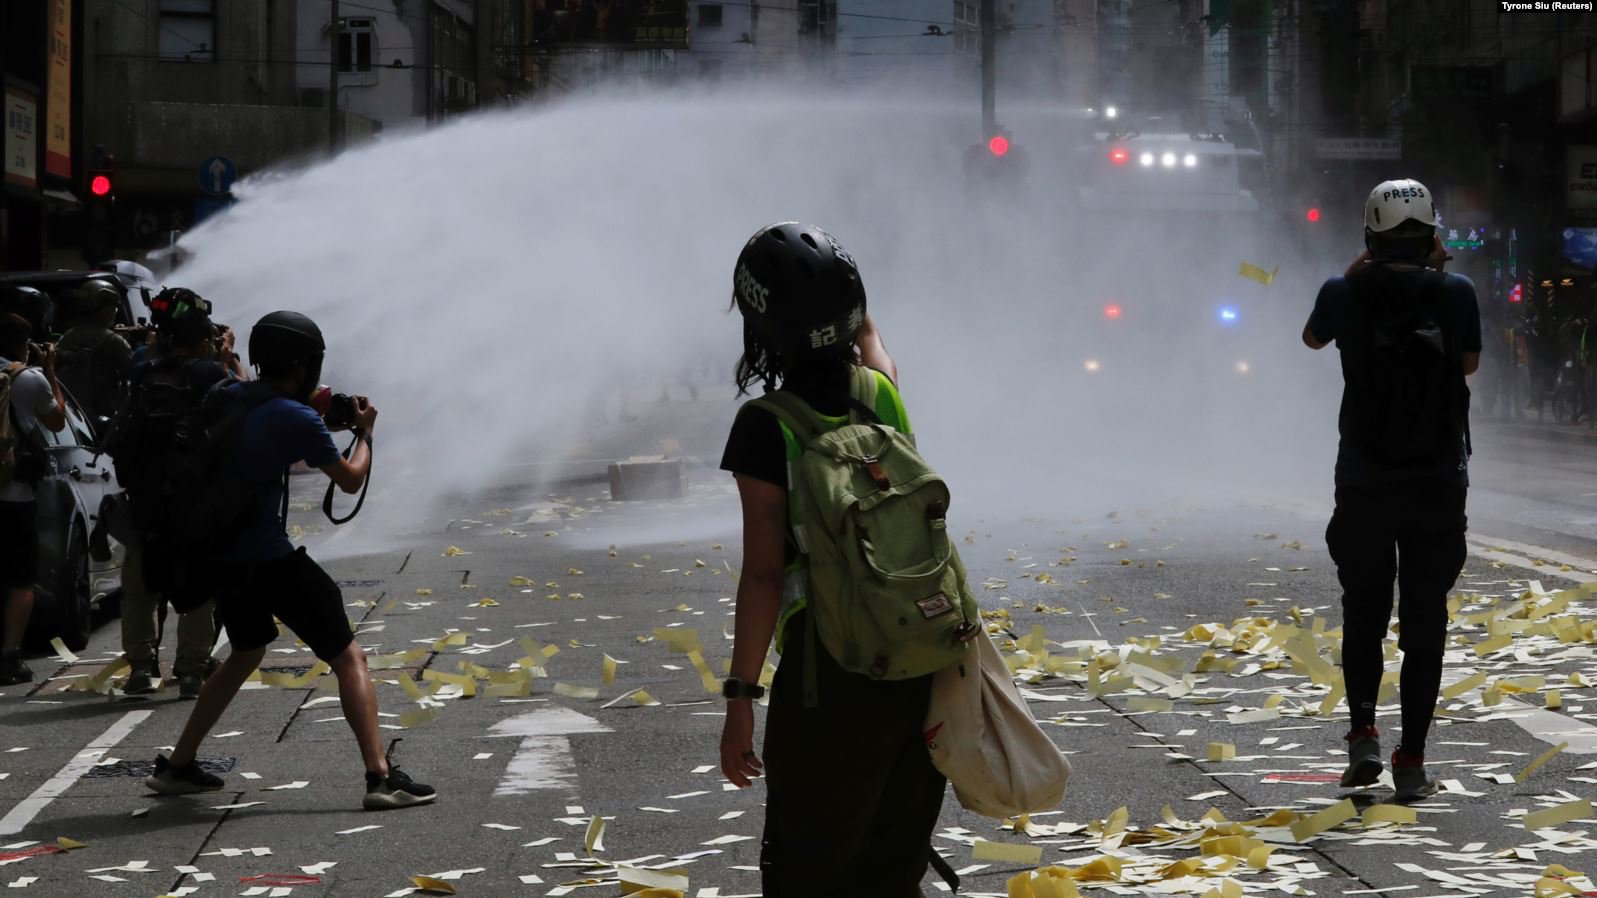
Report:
750,367,979,702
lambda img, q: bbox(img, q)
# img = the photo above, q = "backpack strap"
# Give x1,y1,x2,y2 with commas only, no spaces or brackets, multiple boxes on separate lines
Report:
847,365,884,426
747,390,827,447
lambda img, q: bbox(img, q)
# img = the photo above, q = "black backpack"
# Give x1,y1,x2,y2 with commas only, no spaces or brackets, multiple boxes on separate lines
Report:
1345,266,1469,469
142,380,283,611
106,358,204,531
55,329,127,426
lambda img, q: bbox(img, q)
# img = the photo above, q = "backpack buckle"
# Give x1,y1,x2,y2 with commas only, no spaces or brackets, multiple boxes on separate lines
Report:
861,456,890,491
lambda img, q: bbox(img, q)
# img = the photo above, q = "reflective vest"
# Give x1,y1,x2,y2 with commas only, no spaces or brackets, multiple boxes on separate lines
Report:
772,367,911,651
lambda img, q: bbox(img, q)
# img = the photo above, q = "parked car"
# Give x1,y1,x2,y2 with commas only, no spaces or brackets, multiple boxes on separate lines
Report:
0,268,147,336
23,390,124,652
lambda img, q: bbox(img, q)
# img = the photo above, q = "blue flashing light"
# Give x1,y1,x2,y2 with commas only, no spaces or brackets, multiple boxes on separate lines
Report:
1219,306,1240,323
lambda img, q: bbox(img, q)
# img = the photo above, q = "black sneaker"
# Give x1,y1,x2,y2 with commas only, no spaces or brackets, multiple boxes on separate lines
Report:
177,674,204,700
363,739,436,810
1340,725,1383,788
144,755,224,795
123,664,161,696
0,652,31,687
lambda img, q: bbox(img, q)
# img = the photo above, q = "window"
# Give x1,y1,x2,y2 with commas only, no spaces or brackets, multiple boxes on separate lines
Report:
337,18,375,73
698,4,723,26
159,0,214,61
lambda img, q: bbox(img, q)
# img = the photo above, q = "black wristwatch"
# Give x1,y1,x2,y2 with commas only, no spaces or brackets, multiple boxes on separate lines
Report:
722,677,766,701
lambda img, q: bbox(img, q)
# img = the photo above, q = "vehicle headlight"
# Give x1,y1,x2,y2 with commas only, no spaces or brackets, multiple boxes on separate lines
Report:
1160,152,1177,168
1183,153,1198,168
1139,152,1155,167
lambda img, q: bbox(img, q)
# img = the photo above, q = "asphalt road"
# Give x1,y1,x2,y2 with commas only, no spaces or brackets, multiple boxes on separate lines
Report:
2,417,1595,898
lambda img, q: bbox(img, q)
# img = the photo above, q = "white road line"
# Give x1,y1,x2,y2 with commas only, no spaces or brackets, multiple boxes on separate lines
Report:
0,710,151,836
487,708,611,797
1468,534,1597,581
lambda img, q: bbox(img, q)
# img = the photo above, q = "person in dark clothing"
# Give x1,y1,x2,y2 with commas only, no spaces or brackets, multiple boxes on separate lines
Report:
1303,179,1481,803
719,222,942,898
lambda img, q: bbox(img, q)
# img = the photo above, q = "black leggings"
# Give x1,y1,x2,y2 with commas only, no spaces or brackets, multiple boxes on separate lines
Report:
760,613,946,898
1328,482,1467,755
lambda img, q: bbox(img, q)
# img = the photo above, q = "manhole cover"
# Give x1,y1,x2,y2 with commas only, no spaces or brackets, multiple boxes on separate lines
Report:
83,757,237,779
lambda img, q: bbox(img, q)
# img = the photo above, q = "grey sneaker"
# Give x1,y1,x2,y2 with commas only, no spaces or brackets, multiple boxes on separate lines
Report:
1392,753,1440,803
123,665,160,696
144,756,224,795
1340,726,1383,788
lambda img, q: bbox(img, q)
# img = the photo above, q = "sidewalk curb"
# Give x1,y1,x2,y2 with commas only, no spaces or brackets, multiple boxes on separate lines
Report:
1477,421,1597,448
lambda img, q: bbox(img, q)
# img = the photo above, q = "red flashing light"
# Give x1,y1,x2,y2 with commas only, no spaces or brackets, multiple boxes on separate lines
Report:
988,135,1010,157
89,174,113,197
1510,283,1523,304
1305,207,1321,223
1108,147,1129,166
1104,303,1122,320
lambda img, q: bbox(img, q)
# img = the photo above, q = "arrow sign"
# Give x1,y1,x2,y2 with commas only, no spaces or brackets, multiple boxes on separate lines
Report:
197,155,237,196
486,707,611,796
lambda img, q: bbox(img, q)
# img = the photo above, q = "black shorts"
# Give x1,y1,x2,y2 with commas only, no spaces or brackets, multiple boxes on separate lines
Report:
217,547,354,662
0,501,39,591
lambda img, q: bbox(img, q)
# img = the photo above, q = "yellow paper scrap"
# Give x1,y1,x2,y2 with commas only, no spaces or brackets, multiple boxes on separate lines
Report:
431,632,469,652
442,546,468,557
687,650,720,695
1290,798,1357,842
1238,261,1279,285
1007,868,1084,898
630,890,685,898
485,677,532,699
80,656,130,693
1246,845,1276,869
409,875,457,894
1546,690,1562,710
1362,805,1417,826
415,588,432,596
1473,634,1512,656
585,814,606,853
1442,670,1487,699
554,682,599,700
471,598,499,608
972,839,1044,864
1516,742,1569,783
653,627,702,653
421,670,477,698
1524,799,1594,832
1126,697,1174,713
55,837,87,851
1067,856,1123,882
603,655,618,686
1207,743,1236,762
618,866,689,893
48,638,80,663
632,690,661,706
398,707,440,728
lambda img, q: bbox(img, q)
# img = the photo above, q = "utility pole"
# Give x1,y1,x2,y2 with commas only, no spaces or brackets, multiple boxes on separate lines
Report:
979,0,996,137
328,0,340,153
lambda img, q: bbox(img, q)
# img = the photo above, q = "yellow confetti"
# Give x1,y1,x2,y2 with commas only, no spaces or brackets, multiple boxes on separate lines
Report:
1523,799,1594,832
1442,670,1486,699
632,690,661,706
1516,742,1569,783
55,837,87,851
1238,261,1280,285
471,598,499,608
568,568,584,576
554,682,599,700
398,707,440,728
442,546,469,557
509,576,533,587
971,839,1043,864
1207,743,1236,762
584,815,606,854
1362,804,1417,827
603,655,618,686
414,588,432,596
1289,798,1357,842
686,650,720,694
409,875,457,895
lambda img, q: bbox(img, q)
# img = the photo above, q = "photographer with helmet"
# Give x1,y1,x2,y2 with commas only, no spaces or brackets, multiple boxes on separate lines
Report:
718,223,944,898
1303,179,1481,803
55,279,133,430
105,289,230,698
146,311,435,811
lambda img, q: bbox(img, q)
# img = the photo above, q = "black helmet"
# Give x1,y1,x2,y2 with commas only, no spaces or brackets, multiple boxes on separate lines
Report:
249,310,325,374
73,278,122,313
733,222,867,359
1,286,50,334
152,287,214,344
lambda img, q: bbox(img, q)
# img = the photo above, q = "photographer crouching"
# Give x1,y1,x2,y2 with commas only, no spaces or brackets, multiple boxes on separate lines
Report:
146,311,435,811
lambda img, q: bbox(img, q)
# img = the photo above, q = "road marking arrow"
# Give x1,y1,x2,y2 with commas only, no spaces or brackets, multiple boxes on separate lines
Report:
486,707,611,796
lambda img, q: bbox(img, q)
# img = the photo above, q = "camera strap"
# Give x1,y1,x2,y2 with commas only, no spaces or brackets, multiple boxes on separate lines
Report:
322,433,370,525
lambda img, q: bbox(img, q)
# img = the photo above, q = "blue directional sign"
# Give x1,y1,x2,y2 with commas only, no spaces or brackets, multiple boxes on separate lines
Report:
198,155,237,196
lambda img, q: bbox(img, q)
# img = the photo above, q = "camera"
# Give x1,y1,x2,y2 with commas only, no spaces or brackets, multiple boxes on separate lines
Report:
310,386,362,431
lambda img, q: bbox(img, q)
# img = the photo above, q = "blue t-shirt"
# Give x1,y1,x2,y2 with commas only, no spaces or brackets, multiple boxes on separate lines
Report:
220,387,340,563
1308,267,1482,488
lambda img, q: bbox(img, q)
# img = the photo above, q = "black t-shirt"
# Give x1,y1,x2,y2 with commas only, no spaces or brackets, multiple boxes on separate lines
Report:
1308,266,1482,487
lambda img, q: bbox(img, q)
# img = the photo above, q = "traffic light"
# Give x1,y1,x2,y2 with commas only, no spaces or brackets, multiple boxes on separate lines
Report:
988,135,1010,157
83,161,116,264
1305,207,1321,223
1103,303,1123,320
964,129,1028,197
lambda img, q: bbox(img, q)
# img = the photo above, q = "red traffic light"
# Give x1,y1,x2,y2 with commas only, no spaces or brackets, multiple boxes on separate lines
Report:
1305,207,1321,223
89,174,113,197
1103,303,1122,320
988,135,1010,157
1108,147,1129,166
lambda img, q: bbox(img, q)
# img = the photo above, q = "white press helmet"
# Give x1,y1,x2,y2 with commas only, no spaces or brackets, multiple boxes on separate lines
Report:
1364,179,1435,234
